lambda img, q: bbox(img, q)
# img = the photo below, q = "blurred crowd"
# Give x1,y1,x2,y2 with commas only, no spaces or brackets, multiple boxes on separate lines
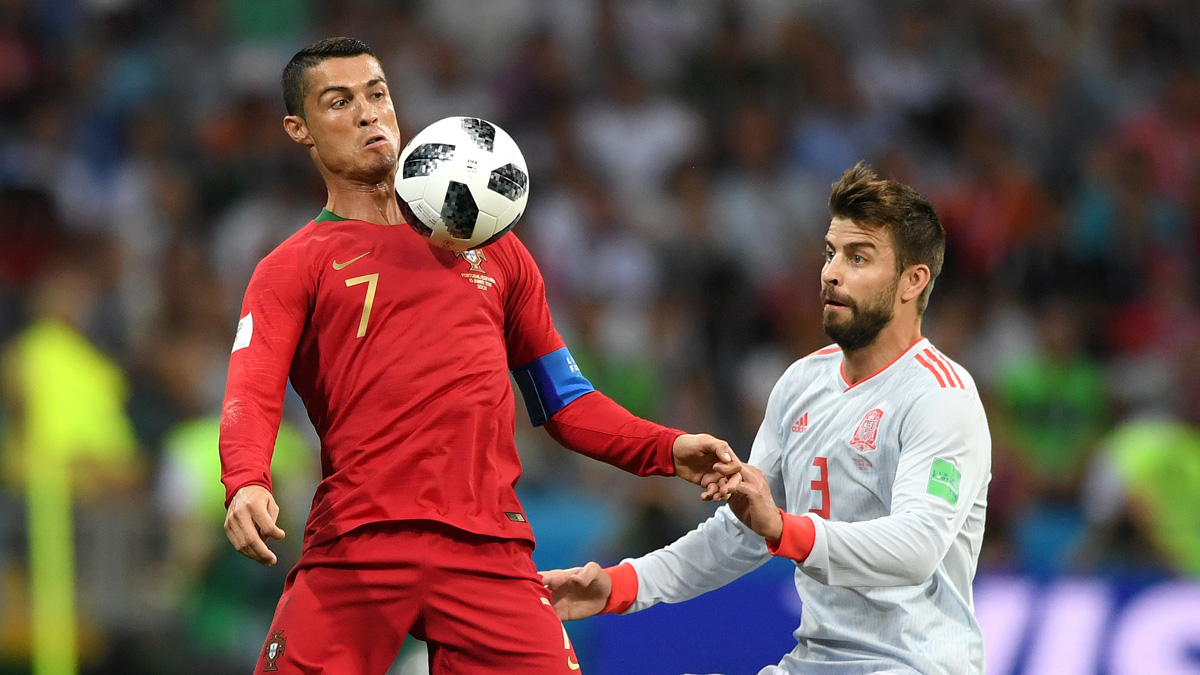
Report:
1,0,1200,672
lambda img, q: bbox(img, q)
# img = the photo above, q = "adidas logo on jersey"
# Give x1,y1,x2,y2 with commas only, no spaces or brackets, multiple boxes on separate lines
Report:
791,413,809,433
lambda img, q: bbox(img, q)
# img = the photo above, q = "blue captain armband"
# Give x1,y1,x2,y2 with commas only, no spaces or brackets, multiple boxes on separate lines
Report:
512,347,595,427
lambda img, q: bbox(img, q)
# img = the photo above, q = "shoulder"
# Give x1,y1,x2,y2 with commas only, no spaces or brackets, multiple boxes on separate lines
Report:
256,220,321,267
899,344,987,429
904,343,978,398
783,344,842,383
487,231,534,262
803,344,843,360
482,232,542,282
795,344,842,375
767,347,838,404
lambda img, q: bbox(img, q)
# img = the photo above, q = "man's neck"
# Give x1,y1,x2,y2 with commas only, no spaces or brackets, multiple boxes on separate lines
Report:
840,320,923,385
324,177,404,225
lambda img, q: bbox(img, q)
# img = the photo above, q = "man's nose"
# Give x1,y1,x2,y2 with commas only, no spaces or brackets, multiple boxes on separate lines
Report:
822,260,841,286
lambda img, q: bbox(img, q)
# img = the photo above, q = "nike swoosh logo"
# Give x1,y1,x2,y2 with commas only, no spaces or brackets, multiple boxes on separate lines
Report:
332,251,371,270
567,657,580,671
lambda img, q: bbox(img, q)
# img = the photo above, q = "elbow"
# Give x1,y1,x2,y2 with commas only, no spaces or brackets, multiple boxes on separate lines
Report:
898,554,941,585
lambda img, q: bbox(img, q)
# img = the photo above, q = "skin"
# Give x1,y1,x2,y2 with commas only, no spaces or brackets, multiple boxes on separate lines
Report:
542,216,932,619
282,53,405,226
225,54,743,568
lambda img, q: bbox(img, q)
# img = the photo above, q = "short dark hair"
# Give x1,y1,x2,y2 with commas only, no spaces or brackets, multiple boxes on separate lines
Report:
281,37,377,118
828,163,945,314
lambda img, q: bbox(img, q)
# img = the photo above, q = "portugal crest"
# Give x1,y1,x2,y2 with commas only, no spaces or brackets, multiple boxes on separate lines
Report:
850,408,883,451
263,630,286,671
455,249,487,273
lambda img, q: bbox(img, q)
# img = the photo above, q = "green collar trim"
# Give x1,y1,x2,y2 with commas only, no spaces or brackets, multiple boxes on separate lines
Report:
316,208,349,223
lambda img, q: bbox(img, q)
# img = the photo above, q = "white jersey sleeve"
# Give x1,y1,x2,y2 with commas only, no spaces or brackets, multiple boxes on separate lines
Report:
798,385,991,587
624,362,798,613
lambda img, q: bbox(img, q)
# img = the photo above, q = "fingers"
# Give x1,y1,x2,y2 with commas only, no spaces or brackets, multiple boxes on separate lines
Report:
225,509,278,566
251,502,287,541
566,561,601,586
702,436,741,468
540,567,579,591
224,487,284,567
721,471,743,495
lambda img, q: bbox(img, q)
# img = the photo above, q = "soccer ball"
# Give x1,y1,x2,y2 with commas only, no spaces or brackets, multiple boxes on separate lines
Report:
395,116,529,252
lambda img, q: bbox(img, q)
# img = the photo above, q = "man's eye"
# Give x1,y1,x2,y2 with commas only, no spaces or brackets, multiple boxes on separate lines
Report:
373,91,384,99
853,255,864,264
333,99,347,108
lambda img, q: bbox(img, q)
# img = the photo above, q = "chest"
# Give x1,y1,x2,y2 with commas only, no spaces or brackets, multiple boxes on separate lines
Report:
312,232,508,344
778,385,906,520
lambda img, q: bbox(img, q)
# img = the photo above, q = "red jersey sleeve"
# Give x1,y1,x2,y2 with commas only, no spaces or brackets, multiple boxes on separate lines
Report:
500,235,565,368
544,391,679,476
499,235,680,476
219,235,315,506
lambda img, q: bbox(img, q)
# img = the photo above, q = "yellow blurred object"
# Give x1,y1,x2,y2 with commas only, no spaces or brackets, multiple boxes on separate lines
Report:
2,318,144,675
3,319,140,492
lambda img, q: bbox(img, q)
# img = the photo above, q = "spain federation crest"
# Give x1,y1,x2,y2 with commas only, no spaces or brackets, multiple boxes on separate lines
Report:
850,408,883,451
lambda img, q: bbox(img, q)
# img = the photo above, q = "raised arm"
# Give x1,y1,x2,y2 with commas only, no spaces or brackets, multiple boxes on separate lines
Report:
501,236,739,495
542,377,790,620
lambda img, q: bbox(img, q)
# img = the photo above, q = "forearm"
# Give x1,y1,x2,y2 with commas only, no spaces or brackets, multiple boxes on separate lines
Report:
219,406,280,506
543,391,681,476
796,510,952,587
626,507,771,612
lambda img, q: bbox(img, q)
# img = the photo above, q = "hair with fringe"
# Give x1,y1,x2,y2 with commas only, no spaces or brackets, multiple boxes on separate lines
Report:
282,37,376,118
828,163,945,314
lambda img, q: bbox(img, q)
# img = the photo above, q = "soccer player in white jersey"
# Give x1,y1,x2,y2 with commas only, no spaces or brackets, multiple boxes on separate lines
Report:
541,163,992,675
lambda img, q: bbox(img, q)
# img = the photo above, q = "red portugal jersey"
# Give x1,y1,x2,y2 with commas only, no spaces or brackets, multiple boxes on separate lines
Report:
219,214,679,551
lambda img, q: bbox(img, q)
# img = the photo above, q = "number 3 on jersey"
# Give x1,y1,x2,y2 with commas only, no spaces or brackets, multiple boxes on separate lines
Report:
345,273,379,338
810,457,830,519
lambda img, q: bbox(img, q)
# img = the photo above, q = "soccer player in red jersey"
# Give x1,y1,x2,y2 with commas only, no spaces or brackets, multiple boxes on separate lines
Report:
218,37,742,674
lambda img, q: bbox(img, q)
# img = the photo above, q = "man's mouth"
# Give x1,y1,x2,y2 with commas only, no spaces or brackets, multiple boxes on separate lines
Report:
364,135,387,148
822,293,851,309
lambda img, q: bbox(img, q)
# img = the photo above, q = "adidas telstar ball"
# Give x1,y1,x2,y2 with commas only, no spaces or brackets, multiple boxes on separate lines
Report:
395,116,529,252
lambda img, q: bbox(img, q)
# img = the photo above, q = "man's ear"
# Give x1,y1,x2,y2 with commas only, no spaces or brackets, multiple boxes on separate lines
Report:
284,115,313,147
900,264,931,304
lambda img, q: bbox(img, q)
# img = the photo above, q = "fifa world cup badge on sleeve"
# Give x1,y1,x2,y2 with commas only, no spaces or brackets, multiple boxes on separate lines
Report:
928,458,961,507
232,313,253,353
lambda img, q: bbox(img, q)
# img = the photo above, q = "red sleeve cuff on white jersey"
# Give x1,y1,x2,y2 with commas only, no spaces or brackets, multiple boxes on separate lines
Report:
766,509,816,562
601,562,639,614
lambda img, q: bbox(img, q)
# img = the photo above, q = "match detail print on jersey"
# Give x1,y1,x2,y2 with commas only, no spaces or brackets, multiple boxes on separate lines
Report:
232,312,253,353
927,458,961,507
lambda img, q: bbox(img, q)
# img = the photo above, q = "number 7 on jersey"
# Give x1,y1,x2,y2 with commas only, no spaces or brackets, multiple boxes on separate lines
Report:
345,273,379,338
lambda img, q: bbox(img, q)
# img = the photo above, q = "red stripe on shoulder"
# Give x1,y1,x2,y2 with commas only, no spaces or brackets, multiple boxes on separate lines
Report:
914,353,948,388
934,349,966,388
924,349,959,389
806,346,842,358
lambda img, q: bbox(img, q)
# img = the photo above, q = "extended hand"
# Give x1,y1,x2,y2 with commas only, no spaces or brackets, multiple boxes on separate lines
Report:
540,562,612,621
224,485,286,566
672,433,743,501
728,464,783,543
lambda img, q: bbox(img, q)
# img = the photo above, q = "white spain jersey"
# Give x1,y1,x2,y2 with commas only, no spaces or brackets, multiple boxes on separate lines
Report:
626,338,991,675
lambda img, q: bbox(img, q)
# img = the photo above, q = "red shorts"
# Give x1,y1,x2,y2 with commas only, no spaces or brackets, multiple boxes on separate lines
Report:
253,522,582,674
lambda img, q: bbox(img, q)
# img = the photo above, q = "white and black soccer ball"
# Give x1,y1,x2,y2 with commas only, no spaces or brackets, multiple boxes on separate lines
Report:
395,116,529,252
